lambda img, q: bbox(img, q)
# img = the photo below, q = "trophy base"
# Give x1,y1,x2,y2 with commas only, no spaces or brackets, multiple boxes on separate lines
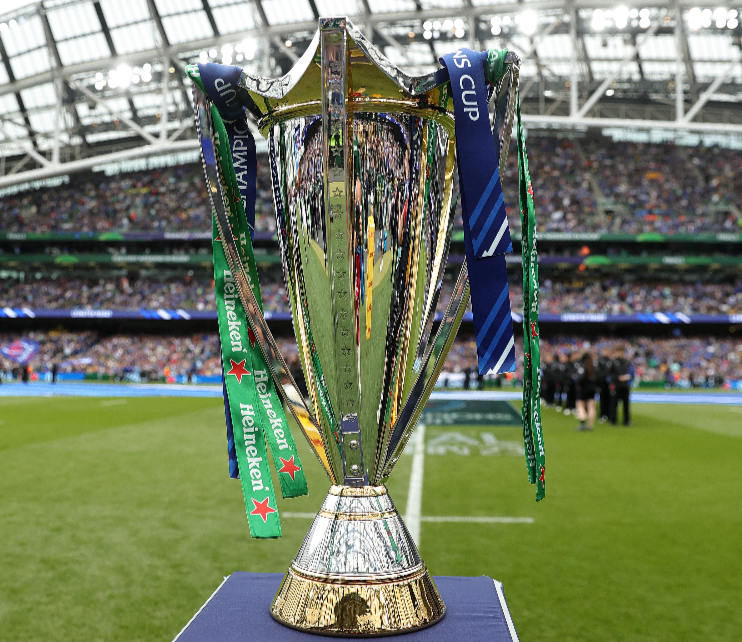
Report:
270,485,445,636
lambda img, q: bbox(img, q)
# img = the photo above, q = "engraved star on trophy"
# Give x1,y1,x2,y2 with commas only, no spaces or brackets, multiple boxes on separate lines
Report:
191,17,520,636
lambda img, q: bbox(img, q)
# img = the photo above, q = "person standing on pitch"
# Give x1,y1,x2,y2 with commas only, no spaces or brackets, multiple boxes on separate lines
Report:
554,352,571,413
597,349,614,422
541,353,556,406
611,348,634,426
575,352,598,431
565,351,579,416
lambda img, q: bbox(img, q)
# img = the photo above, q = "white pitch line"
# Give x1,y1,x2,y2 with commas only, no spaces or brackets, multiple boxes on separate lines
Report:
281,512,318,519
405,422,426,547
421,516,534,524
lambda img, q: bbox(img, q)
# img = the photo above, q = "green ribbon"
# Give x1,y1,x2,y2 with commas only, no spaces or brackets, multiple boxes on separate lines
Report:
516,97,546,501
207,99,308,538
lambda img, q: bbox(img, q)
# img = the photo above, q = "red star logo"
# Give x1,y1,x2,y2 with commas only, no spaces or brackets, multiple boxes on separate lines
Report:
278,456,301,481
250,497,276,523
531,322,539,338
226,359,251,383
248,327,256,348
527,182,534,198
538,466,545,485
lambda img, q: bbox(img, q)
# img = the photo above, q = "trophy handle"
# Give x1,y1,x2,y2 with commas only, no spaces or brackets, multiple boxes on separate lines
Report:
376,54,521,481
193,87,336,482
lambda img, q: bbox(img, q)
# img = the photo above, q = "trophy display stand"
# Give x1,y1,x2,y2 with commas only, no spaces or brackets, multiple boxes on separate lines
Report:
173,573,520,641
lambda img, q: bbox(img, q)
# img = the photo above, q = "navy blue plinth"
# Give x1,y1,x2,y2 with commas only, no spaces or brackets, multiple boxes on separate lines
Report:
173,572,519,641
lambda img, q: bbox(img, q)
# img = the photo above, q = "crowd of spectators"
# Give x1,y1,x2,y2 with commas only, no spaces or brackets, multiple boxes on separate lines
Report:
506,136,605,233
0,274,289,312
0,331,298,381
2,136,742,237
1,331,739,388
0,162,278,235
3,275,741,316
1,276,215,311
519,279,742,316
583,138,740,233
440,335,742,387
435,277,742,317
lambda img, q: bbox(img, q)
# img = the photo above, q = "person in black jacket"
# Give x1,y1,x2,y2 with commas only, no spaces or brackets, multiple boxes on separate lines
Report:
554,352,573,413
541,353,556,406
610,348,634,426
575,352,598,431
597,352,614,422
565,351,579,415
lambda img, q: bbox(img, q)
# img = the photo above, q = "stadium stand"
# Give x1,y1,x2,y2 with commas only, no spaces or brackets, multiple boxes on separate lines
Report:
1,133,740,390
1,135,740,237
2,275,741,317
1,332,739,387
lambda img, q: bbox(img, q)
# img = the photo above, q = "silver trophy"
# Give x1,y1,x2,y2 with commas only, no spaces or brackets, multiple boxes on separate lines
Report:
192,17,519,636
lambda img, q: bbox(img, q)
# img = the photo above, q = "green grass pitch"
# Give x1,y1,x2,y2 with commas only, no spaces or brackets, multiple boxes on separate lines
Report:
1,395,740,641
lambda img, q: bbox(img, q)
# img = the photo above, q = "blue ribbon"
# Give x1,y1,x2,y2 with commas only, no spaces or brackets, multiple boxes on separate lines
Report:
198,63,257,239
440,49,516,375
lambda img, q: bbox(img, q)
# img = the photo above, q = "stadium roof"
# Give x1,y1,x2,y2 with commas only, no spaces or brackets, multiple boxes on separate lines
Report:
3,0,742,189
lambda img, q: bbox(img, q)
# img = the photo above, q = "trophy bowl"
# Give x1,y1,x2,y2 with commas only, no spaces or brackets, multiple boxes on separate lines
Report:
190,16,520,636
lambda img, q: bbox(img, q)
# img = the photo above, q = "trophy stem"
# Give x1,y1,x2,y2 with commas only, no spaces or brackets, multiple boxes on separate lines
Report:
271,485,445,636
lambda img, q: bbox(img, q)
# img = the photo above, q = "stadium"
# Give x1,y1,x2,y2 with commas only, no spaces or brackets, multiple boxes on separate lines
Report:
0,0,740,640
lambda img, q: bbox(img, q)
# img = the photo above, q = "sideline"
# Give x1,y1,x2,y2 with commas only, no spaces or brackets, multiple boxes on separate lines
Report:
1,383,741,405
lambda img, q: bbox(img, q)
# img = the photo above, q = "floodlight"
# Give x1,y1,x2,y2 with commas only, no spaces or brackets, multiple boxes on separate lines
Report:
242,39,257,61
688,7,703,30
117,64,132,89
519,10,538,35
592,9,607,31
615,6,629,28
